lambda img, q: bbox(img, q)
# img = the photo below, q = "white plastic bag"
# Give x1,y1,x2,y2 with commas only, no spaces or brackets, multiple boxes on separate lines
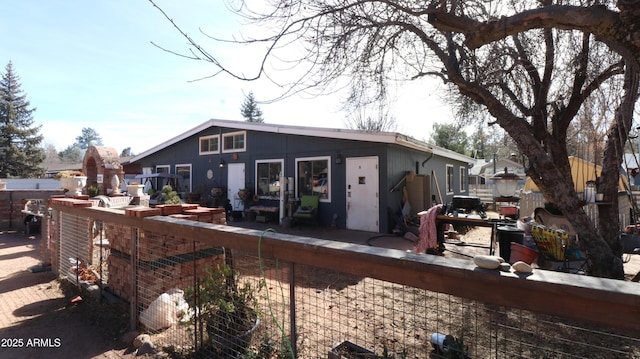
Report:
139,293,176,330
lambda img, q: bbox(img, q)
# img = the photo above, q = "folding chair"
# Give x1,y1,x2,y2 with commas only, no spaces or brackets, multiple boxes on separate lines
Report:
530,223,589,274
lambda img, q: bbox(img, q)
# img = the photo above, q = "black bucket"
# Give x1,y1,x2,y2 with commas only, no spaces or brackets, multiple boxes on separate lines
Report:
497,226,524,262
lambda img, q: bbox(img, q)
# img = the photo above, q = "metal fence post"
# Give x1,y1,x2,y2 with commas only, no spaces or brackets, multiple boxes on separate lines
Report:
289,262,297,357
130,226,138,331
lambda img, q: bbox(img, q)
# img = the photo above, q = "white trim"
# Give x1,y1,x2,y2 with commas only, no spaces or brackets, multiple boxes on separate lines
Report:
156,165,170,173
446,164,455,194
296,156,331,203
199,134,220,155
255,159,284,199
175,163,192,193
222,130,246,153
129,119,473,164
459,166,467,193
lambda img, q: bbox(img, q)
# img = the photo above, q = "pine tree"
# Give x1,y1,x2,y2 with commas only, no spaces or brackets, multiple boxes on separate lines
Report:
75,127,103,150
240,91,264,122
0,62,45,177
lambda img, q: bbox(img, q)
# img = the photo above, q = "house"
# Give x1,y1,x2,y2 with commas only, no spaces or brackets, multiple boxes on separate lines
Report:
127,119,474,233
469,157,526,186
523,156,628,193
623,153,640,187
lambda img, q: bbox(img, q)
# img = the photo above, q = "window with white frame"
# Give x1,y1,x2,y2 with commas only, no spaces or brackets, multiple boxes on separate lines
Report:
175,164,192,193
256,160,283,198
199,135,220,155
296,156,330,201
222,131,246,152
459,166,467,193
155,165,170,191
446,164,454,194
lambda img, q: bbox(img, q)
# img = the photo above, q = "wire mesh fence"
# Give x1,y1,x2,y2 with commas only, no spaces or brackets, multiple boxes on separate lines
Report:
49,203,640,359
133,246,640,358
58,212,95,287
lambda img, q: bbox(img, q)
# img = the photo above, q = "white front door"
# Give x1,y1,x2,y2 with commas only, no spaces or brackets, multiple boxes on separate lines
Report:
227,163,246,211
346,156,379,232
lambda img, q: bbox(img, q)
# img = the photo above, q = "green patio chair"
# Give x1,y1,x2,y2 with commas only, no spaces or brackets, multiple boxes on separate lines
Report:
293,195,319,226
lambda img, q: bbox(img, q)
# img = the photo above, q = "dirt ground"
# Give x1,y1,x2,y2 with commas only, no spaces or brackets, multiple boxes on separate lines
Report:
1,219,638,358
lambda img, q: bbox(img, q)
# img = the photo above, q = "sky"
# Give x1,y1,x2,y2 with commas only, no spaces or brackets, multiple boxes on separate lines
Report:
2,0,455,156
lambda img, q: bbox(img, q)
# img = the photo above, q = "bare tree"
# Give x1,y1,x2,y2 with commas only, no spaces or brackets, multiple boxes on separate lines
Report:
344,101,397,132
149,0,640,278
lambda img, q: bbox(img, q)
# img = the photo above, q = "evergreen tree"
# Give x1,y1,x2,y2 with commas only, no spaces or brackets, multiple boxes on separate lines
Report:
120,147,133,157
75,127,103,149
0,62,45,177
240,91,264,122
58,144,83,163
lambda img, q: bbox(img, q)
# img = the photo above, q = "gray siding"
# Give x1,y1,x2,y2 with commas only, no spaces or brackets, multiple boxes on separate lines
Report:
135,125,470,233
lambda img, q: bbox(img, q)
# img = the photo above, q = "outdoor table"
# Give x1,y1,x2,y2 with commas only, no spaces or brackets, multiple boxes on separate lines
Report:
436,214,500,255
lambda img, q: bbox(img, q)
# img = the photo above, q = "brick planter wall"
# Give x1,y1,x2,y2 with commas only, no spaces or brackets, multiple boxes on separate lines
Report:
0,189,64,230
99,204,228,307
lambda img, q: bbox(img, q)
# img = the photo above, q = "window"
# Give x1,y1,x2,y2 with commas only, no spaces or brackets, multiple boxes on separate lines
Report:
222,131,246,152
175,164,192,193
155,165,170,191
199,135,220,155
256,160,283,198
296,156,330,201
446,164,454,194
459,166,467,193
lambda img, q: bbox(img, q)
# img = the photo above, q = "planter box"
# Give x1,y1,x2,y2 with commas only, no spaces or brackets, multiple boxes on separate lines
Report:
157,204,183,216
328,341,375,359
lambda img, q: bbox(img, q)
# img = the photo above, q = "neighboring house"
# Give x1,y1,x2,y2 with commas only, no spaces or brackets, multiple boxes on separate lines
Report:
44,162,84,178
623,153,640,187
127,119,474,233
469,157,526,187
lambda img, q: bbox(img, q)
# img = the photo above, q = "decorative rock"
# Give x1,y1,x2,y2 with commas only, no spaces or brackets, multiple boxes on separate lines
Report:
133,334,151,348
473,255,503,269
512,261,533,274
499,262,512,272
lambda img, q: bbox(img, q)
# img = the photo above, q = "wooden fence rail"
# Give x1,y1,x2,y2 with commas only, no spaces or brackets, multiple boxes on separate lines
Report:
52,204,640,337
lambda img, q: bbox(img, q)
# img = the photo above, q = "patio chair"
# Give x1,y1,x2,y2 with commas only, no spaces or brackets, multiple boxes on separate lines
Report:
530,223,589,274
533,207,576,236
293,195,319,226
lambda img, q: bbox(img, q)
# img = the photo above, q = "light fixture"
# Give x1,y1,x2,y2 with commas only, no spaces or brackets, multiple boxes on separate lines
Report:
219,159,226,168
491,167,521,198
335,153,343,164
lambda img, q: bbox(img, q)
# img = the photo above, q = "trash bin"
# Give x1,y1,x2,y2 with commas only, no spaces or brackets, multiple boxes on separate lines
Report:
497,226,524,262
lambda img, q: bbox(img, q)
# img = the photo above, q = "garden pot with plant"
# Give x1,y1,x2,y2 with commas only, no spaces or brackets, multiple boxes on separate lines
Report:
185,258,261,356
55,170,87,196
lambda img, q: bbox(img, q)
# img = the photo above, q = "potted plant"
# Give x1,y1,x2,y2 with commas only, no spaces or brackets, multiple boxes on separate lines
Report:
185,260,261,356
55,170,87,196
127,181,145,196
160,185,182,204
87,184,100,197
237,188,250,201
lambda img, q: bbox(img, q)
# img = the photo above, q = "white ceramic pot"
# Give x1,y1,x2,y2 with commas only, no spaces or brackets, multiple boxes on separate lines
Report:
127,184,145,197
60,176,87,197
